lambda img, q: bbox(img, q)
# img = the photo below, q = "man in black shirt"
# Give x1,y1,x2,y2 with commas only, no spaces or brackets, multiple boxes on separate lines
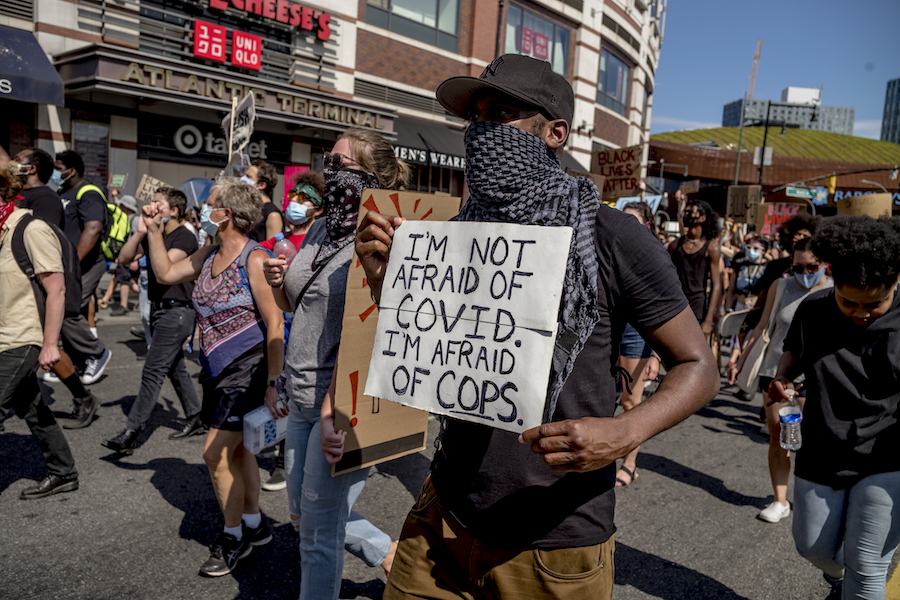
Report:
103,187,202,454
357,55,721,600
54,150,111,386
13,148,64,229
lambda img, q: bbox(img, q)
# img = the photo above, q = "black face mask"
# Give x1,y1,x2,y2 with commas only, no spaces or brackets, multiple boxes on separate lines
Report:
682,215,696,227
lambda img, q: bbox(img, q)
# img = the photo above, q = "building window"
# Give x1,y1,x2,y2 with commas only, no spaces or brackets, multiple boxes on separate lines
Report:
366,0,459,52
505,4,570,76
597,48,630,116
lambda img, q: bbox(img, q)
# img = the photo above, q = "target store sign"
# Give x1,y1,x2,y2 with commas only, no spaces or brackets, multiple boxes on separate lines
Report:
231,31,262,70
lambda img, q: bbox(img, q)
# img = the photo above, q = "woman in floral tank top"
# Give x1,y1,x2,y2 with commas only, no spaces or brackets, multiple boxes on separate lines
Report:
143,179,284,577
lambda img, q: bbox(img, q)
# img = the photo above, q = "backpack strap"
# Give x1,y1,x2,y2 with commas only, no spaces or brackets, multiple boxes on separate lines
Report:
9,214,47,325
76,183,106,203
237,240,274,291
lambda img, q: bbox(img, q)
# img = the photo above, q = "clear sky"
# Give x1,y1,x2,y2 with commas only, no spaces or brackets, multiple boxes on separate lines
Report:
649,0,900,139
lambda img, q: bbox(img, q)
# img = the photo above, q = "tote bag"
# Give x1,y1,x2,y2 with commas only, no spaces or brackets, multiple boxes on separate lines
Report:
737,278,786,394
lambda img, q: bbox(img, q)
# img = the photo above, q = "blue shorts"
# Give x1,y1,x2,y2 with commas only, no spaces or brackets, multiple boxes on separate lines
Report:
620,323,652,359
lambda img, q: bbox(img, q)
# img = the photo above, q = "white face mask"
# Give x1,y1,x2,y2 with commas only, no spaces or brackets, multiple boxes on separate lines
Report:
240,175,256,187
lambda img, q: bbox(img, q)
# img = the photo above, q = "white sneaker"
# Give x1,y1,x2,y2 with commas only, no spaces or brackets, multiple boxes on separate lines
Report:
760,421,769,436
43,371,60,383
758,501,790,523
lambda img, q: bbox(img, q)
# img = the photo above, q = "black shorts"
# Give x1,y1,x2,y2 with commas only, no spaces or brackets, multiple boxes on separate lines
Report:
759,376,773,396
199,343,266,432
114,262,133,284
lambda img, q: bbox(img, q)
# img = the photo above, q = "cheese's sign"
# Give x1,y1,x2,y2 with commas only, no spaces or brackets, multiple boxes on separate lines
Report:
209,0,332,40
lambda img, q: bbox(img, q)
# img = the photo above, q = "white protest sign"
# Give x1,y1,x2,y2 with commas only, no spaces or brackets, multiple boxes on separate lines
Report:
364,221,573,433
221,93,257,156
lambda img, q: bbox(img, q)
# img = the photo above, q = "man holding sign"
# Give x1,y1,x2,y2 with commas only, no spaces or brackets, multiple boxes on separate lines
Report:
356,55,720,600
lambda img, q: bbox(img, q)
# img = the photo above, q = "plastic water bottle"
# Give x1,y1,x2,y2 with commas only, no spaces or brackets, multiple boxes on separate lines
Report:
779,390,802,451
272,232,297,267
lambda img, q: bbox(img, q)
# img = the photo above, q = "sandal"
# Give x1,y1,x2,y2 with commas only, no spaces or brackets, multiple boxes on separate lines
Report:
615,466,639,487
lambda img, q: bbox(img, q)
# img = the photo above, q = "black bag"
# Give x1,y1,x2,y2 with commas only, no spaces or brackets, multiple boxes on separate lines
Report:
10,213,83,324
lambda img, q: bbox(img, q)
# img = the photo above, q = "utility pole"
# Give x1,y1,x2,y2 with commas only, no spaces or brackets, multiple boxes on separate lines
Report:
733,93,747,184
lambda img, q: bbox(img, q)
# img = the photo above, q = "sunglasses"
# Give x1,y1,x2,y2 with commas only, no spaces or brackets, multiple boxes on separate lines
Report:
791,263,821,274
324,152,359,171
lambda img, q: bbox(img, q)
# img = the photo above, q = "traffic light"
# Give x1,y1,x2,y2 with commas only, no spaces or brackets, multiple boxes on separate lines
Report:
827,175,837,195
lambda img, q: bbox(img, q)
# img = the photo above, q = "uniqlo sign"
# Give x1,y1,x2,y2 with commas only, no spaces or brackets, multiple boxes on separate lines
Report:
193,21,226,62
232,31,262,71
520,27,533,54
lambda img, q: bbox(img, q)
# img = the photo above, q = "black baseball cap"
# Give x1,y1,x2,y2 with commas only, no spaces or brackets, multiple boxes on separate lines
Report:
436,54,574,125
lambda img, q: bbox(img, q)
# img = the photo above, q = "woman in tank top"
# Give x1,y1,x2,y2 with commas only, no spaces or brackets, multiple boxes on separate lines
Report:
727,238,832,524
143,179,284,577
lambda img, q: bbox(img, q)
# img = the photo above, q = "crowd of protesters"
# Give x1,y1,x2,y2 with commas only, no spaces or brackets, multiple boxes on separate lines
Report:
1,53,899,600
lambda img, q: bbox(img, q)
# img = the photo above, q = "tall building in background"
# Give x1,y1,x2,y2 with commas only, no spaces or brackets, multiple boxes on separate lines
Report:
723,87,855,136
1,0,668,197
881,78,900,144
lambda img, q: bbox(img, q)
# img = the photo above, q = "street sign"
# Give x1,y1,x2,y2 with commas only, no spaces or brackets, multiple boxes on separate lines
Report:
785,186,815,199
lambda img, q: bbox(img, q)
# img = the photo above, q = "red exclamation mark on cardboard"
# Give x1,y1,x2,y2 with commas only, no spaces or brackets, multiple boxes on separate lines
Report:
349,371,359,427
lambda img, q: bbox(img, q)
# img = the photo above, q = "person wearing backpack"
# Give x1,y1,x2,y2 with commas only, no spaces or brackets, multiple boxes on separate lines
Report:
0,162,79,499
54,150,112,385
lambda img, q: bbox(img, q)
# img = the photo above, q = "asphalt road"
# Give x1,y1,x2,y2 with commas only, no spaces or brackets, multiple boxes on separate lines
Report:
1,295,896,599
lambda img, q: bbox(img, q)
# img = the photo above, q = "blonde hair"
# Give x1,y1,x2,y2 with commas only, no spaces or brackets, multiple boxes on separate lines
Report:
215,177,263,233
339,127,411,191
1,161,24,204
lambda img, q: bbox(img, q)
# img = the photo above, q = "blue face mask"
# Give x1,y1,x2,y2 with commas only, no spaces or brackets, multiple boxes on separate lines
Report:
795,268,825,289
746,248,761,262
50,169,65,187
285,202,309,225
200,203,227,237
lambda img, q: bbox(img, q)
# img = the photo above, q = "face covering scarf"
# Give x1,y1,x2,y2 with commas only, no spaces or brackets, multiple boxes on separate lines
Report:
0,200,15,230
313,168,379,269
455,120,602,422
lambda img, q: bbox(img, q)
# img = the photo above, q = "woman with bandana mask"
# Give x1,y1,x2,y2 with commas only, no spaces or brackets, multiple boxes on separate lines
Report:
263,128,409,600
727,237,832,524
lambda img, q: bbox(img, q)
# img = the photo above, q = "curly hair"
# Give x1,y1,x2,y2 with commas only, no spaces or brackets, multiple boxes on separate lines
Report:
810,215,900,289
778,212,819,252
1,161,24,204
339,127,410,191
685,198,720,240
291,169,325,204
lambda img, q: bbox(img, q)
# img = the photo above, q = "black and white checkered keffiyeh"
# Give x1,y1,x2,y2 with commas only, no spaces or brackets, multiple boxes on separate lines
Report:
456,120,601,422
314,167,379,269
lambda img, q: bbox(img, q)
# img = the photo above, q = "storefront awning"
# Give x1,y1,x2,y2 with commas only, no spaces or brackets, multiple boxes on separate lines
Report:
393,116,466,170
0,26,65,106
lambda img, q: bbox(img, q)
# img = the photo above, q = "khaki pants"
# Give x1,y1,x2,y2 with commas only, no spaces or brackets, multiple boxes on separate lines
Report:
384,476,614,600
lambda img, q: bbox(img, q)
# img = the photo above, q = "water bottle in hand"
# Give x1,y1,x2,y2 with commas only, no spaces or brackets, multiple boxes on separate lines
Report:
779,390,802,451
273,233,297,267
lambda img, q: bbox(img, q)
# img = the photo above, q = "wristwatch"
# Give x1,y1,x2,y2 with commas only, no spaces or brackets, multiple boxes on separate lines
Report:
267,379,277,388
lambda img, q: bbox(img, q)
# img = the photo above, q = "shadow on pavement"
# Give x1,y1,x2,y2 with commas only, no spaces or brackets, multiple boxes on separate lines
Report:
636,452,768,508
0,433,47,495
373,451,431,499
615,542,751,599
339,578,386,599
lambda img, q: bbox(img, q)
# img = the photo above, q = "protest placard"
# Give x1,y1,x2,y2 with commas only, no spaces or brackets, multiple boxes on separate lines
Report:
134,174,170,206
221,92,257,157
565,168,605,195
726,185,761,223
757,202,806,237
364,221,573,434
836,193,892,218
680,180,700,195
615,195,663,213
108,173,128,190
332,190,461,475
591,145,641,199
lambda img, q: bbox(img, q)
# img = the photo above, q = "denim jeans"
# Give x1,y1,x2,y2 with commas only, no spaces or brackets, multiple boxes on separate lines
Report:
793,473,900,599
125,306,201,431
0,345,77,480
284,404,392,600
138,267,150,347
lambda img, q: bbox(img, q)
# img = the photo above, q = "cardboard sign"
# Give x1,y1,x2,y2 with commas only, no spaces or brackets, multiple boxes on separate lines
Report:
757,202,806,237
134,174,171,206
565,168,606,195
364,221,573,434
615,195,663,214
591,145,641,199
108,173,128,190
221,92,257,156
680,179,700,195
332,190,461,475
726,185,761,223
836,193,892,218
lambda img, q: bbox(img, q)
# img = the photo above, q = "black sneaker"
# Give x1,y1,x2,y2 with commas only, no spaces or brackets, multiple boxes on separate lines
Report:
63,394,98,429
243,519,272,547
199,532,252,577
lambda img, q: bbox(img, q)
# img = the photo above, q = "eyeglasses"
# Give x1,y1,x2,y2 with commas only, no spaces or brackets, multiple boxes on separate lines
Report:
745,245,765,251
324,152,360,171
791,263,821,274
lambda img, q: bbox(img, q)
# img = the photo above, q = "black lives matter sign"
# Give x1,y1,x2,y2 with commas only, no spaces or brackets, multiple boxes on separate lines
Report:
365,221,572,433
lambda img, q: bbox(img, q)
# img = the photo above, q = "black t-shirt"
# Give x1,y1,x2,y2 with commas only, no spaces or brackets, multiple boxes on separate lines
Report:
19,186,64,229
141,225,199,303
785,287,900,489
751,256,789,297
247,202,285,242
61,181,107,270
431,205,689,549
